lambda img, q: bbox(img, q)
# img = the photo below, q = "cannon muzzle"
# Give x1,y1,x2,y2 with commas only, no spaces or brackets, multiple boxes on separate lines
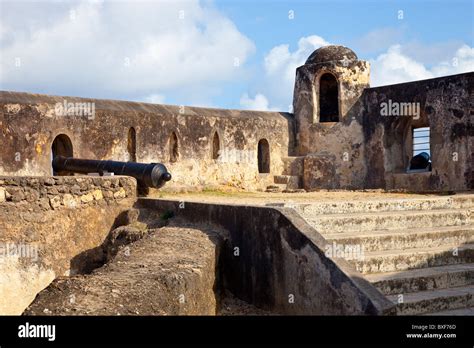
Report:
52,156,171,189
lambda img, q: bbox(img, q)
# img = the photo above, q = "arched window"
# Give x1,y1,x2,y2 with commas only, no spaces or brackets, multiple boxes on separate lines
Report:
51,134,73,175
127,127,137,162
319,73,339,122
169,132,179,163
211,131,220,160
257,139,270,173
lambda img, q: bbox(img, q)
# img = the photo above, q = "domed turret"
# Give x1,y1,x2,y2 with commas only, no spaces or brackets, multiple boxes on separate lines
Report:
305,45,358,65
292,45,370,155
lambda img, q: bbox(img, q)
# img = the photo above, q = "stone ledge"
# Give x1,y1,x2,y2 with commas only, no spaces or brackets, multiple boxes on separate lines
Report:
0,176,137,210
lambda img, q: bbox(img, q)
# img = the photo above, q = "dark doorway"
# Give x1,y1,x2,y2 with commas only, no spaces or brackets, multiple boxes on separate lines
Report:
128,127,137,162
51,134,73,175
319,73,339,122
257,139,270,173
169,132,179,163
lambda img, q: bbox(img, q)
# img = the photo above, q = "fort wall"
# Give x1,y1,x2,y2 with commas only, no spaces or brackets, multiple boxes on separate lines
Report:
362,73,473,191
0,176,136,314
0,92,295,191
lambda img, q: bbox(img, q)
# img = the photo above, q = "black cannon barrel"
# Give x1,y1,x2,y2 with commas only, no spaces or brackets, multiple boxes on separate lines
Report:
52,156,171,189
409,151,431,170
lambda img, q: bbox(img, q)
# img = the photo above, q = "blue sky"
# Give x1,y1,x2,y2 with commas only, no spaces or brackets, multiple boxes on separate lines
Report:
0,0,473,111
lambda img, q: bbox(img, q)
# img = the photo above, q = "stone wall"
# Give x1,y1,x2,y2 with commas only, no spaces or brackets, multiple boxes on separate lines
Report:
0,176,136,314
0,91,295,191
362,72,473,191
137,198,395,315
293,55,370,190
24,225,222,316
294,70,472,192
1,72,471,194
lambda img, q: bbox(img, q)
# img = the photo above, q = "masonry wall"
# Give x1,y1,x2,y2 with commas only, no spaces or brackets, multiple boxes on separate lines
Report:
0,176,136,314
0,91,295,191
293,71,472,192
362,72,473,191
138,199,395,315
293,59,370,190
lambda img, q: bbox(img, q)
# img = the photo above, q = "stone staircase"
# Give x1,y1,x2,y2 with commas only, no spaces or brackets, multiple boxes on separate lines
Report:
266,156,304,192
291,194,474,315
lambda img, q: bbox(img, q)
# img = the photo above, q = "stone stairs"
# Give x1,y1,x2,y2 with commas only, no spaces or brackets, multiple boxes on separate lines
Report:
292,195,474,315
266,156,304,192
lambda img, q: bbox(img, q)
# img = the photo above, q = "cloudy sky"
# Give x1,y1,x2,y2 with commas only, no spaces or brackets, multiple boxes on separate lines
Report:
0,0,473,111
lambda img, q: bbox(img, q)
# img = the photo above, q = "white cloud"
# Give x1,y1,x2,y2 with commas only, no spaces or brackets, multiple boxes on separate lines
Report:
370,44,474,86
370,45,433,86
239,93,275,111
431,44,474,76
256,35,330,110
264,35,329,81
252,34,473,109
399,40,466,65
0,0,255,104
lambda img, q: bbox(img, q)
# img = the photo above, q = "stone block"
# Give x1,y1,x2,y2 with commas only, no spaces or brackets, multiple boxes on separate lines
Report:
303,153,338,190
80,192,94,203
49,196,61,209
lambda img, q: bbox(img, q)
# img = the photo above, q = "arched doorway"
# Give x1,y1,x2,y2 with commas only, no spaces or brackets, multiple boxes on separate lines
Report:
128,127,137,162
169,132,179,163
257,139,270,173
319,73,339,122
211,131,220,160
51,134,73,175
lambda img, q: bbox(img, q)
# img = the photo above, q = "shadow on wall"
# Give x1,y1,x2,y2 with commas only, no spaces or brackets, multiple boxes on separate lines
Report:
69,208,166,274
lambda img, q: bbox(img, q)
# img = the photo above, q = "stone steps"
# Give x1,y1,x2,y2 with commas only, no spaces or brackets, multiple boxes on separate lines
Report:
324,225,474,252
273,175,301,189
365,263,474,295
265,184,287,193
269,157,304,192
350,243,474,274
424,306,474,315
305,209,471,234
386,285,474,315
296,193,474,315
293,195,474,215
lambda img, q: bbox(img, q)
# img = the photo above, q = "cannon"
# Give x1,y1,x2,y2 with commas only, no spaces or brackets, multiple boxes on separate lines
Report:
409,152,432,171
52,156,172,189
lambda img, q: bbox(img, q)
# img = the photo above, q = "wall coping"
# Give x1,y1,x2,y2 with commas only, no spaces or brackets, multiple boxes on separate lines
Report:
0,90,293,121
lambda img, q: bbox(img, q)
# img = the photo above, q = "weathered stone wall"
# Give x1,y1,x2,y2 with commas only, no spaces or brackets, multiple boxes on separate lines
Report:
293,58,370,190
0,91,295,191
24,225,222,316
294,59,472,191
137,199,395,315
1,61,470,194
0,176,136,314
362,72,473,191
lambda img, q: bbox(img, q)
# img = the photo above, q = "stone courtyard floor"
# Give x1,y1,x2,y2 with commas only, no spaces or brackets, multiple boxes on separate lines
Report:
151,189,464,206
